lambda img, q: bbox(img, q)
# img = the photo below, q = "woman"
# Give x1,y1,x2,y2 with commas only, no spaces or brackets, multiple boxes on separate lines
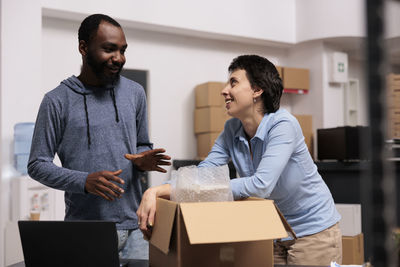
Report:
137,55,342,265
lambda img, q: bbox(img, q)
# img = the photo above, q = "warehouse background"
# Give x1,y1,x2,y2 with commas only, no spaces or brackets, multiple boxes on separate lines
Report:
0,0,399,266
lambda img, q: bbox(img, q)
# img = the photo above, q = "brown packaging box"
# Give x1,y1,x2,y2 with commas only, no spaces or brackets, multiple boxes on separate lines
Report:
195,82,226,108
194,107,229,134
149,198,295,267
276,66,283,78
196,132,220,158
342,233,364,265
293,114,314,158
282,67,310,90
387,93,400,109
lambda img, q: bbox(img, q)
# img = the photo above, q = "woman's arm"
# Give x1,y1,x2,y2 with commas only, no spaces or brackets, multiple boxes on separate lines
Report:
137,183,171,239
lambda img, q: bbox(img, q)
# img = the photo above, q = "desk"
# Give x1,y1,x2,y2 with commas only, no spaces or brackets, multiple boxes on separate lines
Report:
9,263,329,267
8,259,149,267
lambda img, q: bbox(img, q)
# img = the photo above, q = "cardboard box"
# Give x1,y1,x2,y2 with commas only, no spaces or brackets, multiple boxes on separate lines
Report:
282,67,310,90
197,132,220,158
195,82,226,108
342,233,364,265
149,198,295,267
194,107,229,134
387,73,400,87
387,93,400,108
388,108,400,122
294,114,313,158
276,66,283,78
335,204,362,236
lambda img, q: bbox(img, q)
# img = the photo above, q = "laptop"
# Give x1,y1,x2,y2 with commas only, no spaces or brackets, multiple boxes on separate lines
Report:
18,220,131,267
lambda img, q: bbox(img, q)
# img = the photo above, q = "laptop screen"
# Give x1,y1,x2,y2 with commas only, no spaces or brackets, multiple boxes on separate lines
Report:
18,220,121,267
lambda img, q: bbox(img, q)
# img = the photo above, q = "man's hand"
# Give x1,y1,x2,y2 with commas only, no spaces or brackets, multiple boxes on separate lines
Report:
124,148,171,173
85,169,125,201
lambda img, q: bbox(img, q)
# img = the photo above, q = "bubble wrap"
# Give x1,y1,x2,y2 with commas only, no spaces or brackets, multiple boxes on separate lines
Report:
170,165,233,203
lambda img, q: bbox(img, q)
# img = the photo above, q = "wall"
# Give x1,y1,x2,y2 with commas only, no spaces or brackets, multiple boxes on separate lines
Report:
41,16,288,186
285,40,324,132
0,1,42,265
322,44,347,128
348,58,368,126
41,0,297,45
296,0,365,42
2,0,396,266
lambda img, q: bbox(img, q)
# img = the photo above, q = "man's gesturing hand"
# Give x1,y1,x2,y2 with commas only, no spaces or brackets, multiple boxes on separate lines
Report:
85,169,125,201
124,148,171,173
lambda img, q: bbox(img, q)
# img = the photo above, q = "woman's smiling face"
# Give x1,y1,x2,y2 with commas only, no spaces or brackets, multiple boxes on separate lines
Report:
221,69,257,118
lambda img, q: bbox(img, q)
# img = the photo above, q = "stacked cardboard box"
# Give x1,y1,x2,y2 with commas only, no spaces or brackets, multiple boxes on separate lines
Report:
387,74,400,139
194,82,230,158
282,67,310,93
336,204,365,265
276,66,283,78
293,114,314,159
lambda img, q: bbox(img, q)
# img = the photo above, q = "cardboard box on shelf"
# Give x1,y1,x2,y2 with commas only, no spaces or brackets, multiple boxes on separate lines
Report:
388,108,400,122
388,121,400,139
342,233,364,265
293,114,313,158
282,67,310,90
387,73,400,86
387,93,400,108
196,132,220,158
276,66,283,78
335,204,362,236
194,107,229,134
149,198,295,267
195,82,225,108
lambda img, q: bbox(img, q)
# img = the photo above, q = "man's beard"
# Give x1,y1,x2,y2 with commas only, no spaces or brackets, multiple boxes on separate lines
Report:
86,51,123,86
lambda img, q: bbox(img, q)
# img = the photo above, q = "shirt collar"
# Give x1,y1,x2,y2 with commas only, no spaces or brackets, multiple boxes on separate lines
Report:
234,109,283,142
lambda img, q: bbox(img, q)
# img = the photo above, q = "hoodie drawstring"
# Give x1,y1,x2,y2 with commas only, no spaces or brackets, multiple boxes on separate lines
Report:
75,88,119,149
82,94,91,149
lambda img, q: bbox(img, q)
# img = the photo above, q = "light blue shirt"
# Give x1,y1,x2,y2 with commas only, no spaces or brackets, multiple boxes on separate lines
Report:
199,109,341,237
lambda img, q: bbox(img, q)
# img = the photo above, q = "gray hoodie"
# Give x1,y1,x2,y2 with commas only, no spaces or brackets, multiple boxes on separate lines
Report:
28,75,152,230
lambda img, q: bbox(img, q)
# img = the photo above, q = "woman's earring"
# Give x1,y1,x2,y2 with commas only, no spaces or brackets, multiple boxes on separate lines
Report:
253,98,256,103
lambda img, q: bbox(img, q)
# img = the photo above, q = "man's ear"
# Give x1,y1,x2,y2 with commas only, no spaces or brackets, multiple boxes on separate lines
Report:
78,40,88,56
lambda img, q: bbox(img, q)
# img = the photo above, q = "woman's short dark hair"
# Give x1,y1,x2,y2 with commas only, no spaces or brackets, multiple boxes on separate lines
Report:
78,14,121,44
228,55,283,114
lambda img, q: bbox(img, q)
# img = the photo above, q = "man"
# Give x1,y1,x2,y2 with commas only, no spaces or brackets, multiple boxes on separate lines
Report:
28,14,170,260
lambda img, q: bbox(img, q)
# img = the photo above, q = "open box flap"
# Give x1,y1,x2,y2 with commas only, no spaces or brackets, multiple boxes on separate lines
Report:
242,197,297,239
180,200,288,245
274,204,297,239
149,198,177,254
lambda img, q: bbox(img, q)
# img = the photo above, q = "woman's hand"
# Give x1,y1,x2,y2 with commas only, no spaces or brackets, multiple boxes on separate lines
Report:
137,184,172,240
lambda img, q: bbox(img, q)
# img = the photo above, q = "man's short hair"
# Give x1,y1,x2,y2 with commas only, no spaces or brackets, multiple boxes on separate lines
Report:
78,14,121,44
228,55,283,114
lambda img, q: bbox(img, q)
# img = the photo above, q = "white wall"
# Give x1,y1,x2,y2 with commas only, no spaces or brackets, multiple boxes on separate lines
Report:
2,0,397,266
41,16,288,186
321,44,347,128
385,0,400,39
41,0,297,45
285,41,324,131
0,1,42,265
296,0,366,42
348,58,368,126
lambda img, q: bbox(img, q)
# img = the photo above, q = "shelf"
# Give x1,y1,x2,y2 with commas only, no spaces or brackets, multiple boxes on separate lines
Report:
283,88,309,94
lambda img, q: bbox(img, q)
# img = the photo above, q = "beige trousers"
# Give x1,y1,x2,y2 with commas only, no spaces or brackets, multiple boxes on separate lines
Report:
274,223,342,266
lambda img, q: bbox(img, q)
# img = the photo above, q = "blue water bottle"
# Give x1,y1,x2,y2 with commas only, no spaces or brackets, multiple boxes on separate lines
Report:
14,122,35,174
